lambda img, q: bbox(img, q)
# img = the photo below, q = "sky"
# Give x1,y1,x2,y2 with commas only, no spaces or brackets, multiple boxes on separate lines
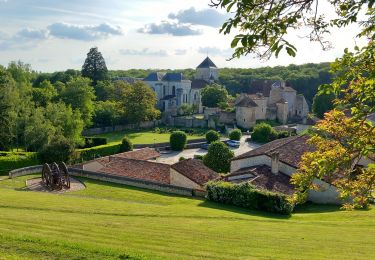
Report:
0,0,365,72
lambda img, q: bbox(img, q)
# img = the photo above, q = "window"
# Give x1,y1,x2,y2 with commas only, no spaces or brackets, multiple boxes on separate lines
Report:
163,85,166,97
172,86,176,96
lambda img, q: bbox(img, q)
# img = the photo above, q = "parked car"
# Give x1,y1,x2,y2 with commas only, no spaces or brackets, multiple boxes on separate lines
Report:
226,140,240,148
201,143,210,150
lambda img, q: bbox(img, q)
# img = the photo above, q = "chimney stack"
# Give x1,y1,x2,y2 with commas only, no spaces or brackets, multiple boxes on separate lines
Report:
271,152,279,175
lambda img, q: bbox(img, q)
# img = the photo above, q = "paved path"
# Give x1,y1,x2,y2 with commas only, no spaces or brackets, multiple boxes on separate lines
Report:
156,136,261,165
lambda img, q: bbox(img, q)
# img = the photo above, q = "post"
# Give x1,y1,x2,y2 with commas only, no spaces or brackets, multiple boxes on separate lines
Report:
271,152,279,175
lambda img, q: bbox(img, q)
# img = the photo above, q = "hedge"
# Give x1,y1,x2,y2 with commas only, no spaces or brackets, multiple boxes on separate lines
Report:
170,131,187,151
78,143,121,162
79,137,108,149
0,152,39,175
119,137,133,152
206,181,294,215
205,130,220,143
229,129,242,141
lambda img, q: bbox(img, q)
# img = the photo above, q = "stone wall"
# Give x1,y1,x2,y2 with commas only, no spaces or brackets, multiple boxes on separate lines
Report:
69,168,196,197
9,165,43,179
170,117,208,128
83,120,162,136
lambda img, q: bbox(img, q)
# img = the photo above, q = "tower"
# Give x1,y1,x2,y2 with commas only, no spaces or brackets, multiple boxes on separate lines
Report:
195,57,219,82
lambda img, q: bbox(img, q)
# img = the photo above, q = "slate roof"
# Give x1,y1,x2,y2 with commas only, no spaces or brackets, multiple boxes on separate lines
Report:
144,72,186,82
232,135,314,168
235,95,258,108
191,79,209,89
144,72,165,81
224,165,295,195
162,73,185,82
171,159,219,186
197,57,217,68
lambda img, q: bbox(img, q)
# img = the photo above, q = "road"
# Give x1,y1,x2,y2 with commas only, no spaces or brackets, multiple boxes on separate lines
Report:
156,136,261,165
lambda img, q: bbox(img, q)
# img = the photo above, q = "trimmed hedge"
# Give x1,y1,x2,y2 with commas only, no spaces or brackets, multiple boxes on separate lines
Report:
119,137,133,152
78,143,121,162
251,123,278,143
80,137,108,149
0,152,39,175
206,181,294,215
229,129,242,141
170,131,187,151
205,130,220,143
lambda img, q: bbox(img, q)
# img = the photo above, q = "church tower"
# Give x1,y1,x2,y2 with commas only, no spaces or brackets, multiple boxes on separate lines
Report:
195,57,219,82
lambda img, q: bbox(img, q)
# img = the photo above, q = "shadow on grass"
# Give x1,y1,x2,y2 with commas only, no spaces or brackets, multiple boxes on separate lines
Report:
197,200,292,219
293,202,342,214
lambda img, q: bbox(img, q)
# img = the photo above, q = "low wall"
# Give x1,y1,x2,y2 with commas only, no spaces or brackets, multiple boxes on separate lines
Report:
83,120,162,136
69,168,195,197
135,138,206,150
9,165,43,179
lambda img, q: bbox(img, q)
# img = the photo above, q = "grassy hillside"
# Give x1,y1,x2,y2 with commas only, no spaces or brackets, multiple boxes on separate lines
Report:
0,175,374,259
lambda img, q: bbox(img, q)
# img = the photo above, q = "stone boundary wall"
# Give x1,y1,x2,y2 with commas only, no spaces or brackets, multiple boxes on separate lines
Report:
68,168,196,197
9,165,43,179
134,138,207,150
83,120,162,136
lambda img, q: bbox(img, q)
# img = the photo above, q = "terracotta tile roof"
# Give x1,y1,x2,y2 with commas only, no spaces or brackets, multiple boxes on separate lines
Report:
98,157,170,184
112,148,161,161
232,135,314,168
224,165,295,195
171,159,219,186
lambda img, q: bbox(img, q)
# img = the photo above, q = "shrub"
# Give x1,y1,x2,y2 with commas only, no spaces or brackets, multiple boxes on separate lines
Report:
80,137,108,148
203,141,234,173
194,154,204,160
119,136,133,152
0,152,39,175
78,143,121,162
206,181,294,215
179,156,186,161
38,138,76,164
277,131,290,139
170,131,187,151
251,123,278,143
205,130,220,143
229,129,242,141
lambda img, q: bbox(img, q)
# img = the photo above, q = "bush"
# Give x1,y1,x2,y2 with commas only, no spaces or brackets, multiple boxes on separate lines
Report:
38,138,76,164
251,123,278,143
203,141,234,173
179,156,186,161
119,136,133,152
205,130,220,143
170,131,187,151
194,154,204,160
80,137,108,148
229,129,242,141
0,152,39,176
277,131,290,139
78,143,121,162
206,181,294,215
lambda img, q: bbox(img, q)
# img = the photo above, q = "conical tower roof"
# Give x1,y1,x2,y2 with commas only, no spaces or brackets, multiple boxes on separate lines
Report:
197,57,217,69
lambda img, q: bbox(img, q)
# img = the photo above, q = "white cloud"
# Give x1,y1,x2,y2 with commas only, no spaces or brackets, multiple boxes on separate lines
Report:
119,48,169,57
138,21,201,36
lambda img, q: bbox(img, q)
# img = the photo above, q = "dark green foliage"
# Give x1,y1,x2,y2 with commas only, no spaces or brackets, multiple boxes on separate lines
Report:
206,181,294,215
170,131,187,151
312,92,335,118
229,129,242,141
119,137,133,152
251,123,278,143
80,137,107,149
81,47,108,84
277,131,290,139
37,138,76,164
203,141,234,173
194,154,204,160
201,84,228,108
78,143,121,162
179,156,186,161
0,152,39,176
205,130,220,143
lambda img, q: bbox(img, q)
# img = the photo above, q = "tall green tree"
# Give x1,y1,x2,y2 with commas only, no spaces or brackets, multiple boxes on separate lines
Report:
122,81,160,124
201,83,228,108
82,47,108,84
59,77,96,127
312,92,335,119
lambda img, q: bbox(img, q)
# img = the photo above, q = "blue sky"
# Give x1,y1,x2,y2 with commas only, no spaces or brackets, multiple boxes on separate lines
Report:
0,0,364,72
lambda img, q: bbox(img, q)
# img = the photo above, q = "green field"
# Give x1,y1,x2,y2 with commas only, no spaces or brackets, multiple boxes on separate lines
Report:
91,129,205,145
0,175,374,259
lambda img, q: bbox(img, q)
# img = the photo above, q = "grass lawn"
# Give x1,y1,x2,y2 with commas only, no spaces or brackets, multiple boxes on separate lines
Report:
0,175,374,259
91,129,205,145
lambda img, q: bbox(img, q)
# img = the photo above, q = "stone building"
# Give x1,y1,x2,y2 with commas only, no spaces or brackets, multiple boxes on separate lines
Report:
235,95,258,129
235,80,309,128
143,57,219,114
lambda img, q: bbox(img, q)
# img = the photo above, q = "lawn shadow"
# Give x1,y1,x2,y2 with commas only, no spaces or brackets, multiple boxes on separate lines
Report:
197,200,292,220
294,202,372,213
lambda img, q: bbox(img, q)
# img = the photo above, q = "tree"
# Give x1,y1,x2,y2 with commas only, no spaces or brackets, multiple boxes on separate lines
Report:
119,136,133,152
82,47,108,84
229,129,242,141
32,80,57,107
312,92,335,119
178,104,195,116
93,101,121,127
170,131,187,151
38,137,76,164
201,84,228,108
203,141,234,173
251,123,277,143
206,130,220,143
59,77,96,127
122,81,160,124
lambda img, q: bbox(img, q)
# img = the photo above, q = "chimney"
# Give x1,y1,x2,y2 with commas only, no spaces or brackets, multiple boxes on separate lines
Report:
271,152,279,175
